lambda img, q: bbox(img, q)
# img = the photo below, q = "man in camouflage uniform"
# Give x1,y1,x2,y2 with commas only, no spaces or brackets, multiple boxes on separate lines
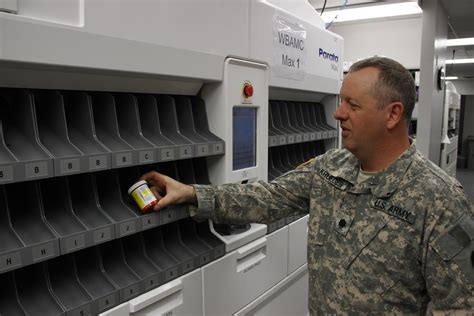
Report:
141,57,473,314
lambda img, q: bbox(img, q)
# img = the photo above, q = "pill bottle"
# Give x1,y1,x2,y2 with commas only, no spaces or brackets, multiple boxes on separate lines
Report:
128,180,158,213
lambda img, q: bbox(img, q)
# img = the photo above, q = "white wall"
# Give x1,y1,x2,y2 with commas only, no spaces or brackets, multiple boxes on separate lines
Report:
330,17,422,69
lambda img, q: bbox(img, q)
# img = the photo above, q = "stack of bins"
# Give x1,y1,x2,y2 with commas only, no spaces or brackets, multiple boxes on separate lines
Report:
0,89,226,316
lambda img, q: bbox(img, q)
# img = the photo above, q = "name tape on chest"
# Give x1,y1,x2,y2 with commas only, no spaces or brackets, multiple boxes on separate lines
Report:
318,168,348,190
372,199,416,224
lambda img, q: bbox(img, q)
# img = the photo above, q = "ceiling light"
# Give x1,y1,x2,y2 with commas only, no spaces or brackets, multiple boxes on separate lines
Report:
321,2,422,24
446,59,474,64
446,37,474,47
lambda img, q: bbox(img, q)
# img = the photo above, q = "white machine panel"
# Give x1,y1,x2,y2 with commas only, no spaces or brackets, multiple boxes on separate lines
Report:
234,264,309,316
99,302,130,316
288,215,308,274
250,0,343,94
128,268,203,316
202,226,288,316
202,58,269,184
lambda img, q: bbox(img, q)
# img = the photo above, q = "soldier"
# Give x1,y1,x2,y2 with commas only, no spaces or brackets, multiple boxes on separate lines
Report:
140,57,473,314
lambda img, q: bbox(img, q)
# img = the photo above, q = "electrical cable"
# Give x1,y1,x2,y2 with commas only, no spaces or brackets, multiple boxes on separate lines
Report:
320,0,328,15
325,0,349,30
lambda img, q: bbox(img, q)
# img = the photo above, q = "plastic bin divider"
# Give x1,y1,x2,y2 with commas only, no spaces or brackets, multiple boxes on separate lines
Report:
161,221,198,276
0,89,54,180
155,161,187,225
94,169,141,238
190,97,225,155
155,95,194,159
142,228,180,283
267,148,282,180
270,100,293,135
34,91,87,177
268,101,288,147
0,272,28,316
0,185,26,273
192,157,211,184
90,93,136,169
121,233,163,291
6,181,60,266
311,103,330,139
136,94,178,162
282,101,304,143
295,102,317,142
73,246,119,314
286,101,310,133
117,166,159,231
68,173,116,246
64,92,112,172
276,101,298,144
287,144,300,167
0,115,21,184
279,146,295,171
46,254,93,315
114,94,157,165
14,263,65,316
194,221,225,260
271,147,289,174
99,239,142,302
305,103,325,140
297,143,307,164
174,96,210,157
178,218,213,267
40,177,91,254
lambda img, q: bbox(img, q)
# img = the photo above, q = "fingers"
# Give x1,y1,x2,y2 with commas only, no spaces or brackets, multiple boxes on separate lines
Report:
139,171,167,187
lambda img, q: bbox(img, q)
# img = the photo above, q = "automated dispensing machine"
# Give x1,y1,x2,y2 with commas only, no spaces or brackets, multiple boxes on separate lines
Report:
0,0,342,315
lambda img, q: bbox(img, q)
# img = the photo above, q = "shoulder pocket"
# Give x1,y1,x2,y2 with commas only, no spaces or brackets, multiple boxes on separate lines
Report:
432,214,474,285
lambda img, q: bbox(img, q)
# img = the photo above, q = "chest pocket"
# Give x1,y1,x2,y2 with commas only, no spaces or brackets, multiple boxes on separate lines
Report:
339,202,420,297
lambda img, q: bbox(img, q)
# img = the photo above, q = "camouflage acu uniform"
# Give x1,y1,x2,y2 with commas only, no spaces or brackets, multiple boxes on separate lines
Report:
190,142,474,315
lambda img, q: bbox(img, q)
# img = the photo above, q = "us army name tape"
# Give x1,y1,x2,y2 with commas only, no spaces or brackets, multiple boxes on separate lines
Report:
372,198,416,224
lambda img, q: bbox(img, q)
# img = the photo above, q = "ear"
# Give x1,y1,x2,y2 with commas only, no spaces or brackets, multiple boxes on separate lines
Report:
386,102,404,130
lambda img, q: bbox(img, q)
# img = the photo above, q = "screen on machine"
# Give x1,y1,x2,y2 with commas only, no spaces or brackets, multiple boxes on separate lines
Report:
232,106,257,171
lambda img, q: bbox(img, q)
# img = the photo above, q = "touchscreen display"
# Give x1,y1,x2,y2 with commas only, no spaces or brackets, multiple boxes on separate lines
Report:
233,107,257,170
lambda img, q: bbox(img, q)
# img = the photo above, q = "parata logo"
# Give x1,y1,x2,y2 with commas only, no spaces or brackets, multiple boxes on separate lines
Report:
318,48,339,62
318,48,339,71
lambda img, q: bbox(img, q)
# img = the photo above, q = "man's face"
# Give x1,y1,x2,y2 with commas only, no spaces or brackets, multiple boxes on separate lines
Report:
334,67,387,156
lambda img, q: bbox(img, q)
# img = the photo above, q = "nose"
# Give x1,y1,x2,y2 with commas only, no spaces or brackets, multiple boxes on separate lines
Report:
333,104,347,121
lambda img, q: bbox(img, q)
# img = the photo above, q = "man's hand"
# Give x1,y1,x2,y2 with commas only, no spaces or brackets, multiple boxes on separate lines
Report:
139,171,197,211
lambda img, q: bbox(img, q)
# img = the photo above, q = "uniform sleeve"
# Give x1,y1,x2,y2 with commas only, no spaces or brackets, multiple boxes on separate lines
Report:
424,193,474,314
188,158,318,224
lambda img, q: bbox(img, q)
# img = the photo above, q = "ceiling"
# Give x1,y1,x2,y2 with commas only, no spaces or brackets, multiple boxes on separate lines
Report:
309,0,474,80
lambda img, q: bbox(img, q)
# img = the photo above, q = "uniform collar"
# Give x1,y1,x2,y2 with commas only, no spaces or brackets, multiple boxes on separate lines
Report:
324,140,417,198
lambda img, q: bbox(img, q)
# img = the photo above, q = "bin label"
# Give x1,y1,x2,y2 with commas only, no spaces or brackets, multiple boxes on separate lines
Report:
0,166,13,182
116,152,133,167
65,234,85,251
196,144,209,156
179,146,193,159
161,148,175,161
119,221,136,236
93,227,112,243
59,158,80,174
25,161,49,178
32,242,55,261
89,155,108,170
0,252,21,271
139,150,155,163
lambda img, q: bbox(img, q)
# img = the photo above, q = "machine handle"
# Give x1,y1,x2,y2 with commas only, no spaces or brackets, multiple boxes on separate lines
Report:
129,278,183,313
236,237,267,273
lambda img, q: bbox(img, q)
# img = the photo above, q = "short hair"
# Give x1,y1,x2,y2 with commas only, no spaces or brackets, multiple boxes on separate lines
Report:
348,56,416,125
